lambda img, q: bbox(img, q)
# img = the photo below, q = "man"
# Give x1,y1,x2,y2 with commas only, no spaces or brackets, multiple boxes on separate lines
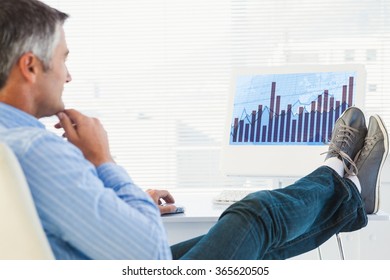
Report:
0,0,388,260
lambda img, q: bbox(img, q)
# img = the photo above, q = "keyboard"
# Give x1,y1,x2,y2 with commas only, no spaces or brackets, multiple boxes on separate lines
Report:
213,189,255,204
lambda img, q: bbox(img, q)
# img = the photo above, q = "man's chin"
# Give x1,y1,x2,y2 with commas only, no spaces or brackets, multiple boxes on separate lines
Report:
55,102,65,114
39,105,65,119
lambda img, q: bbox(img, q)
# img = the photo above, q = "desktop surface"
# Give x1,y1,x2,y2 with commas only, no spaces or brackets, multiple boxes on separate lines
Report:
161,189,230,223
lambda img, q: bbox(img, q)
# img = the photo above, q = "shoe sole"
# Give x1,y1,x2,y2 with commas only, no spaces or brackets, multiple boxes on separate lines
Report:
371,115,389,214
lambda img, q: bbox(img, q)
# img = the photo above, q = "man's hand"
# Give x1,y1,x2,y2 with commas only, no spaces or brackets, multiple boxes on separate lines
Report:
55,109,114,167
146,189,177,215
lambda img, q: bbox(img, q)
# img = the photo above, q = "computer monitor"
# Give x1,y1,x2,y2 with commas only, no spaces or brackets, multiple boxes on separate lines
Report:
220,64,366,178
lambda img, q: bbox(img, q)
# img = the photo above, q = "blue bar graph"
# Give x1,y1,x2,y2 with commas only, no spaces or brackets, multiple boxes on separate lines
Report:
230,72,357,146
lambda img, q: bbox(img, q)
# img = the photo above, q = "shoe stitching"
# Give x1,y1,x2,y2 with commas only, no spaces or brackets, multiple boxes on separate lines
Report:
356,135,378,161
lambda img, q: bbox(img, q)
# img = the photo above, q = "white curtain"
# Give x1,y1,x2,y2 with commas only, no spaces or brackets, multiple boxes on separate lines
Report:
41,0,390,189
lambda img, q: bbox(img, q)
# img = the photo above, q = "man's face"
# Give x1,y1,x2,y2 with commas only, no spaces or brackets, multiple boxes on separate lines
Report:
35,27,71,118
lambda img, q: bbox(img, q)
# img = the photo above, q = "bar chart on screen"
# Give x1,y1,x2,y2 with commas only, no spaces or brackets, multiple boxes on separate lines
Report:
230,71,357,146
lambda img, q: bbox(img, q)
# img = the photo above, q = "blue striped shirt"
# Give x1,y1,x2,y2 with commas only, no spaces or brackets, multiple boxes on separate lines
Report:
0,102,172,259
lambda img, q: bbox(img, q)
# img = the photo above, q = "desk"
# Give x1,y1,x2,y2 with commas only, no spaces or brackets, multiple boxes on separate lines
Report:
162,189,390,259
162,190,228,245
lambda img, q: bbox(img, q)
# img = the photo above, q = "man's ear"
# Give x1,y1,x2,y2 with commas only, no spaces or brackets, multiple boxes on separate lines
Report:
18,52,41,84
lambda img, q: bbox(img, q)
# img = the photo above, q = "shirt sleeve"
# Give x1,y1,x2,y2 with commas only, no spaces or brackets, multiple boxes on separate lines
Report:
17,131,172,260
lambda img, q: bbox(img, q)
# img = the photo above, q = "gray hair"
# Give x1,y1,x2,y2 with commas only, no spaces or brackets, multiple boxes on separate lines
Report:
0,0,69,89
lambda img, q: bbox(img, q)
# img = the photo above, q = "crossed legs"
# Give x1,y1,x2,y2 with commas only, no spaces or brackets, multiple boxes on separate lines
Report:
171,107,388,260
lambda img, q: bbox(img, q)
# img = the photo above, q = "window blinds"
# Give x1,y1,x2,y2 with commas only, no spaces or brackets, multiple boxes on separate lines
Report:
41,0,390,189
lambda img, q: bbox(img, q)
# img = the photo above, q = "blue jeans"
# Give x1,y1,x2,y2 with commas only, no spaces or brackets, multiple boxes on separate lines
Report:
171,166,367,259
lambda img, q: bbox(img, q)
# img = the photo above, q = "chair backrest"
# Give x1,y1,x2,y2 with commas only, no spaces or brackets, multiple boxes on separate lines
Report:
0,142,54,259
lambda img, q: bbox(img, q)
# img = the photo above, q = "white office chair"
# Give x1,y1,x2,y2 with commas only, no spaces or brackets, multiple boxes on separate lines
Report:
0,142,54,259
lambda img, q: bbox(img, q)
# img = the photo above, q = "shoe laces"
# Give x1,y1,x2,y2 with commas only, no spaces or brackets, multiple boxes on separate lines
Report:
324,124,359,176
355,135,377,163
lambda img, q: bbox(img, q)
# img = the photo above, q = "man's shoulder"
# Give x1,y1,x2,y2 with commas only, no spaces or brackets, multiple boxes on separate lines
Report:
0,126,72,157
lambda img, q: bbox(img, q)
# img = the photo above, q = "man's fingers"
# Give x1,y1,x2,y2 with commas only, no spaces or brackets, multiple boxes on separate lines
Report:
161,192,175,204
146,189,176,205
62,109,87,124
155,189,175,204
159,204,177,215
57,112,77,140
145,189,178,215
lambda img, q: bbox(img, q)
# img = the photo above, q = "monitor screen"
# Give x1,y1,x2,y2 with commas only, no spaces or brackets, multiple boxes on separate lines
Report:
221,64,366,178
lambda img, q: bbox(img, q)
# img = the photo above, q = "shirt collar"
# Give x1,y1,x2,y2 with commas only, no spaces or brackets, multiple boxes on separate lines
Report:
0,102,45,129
